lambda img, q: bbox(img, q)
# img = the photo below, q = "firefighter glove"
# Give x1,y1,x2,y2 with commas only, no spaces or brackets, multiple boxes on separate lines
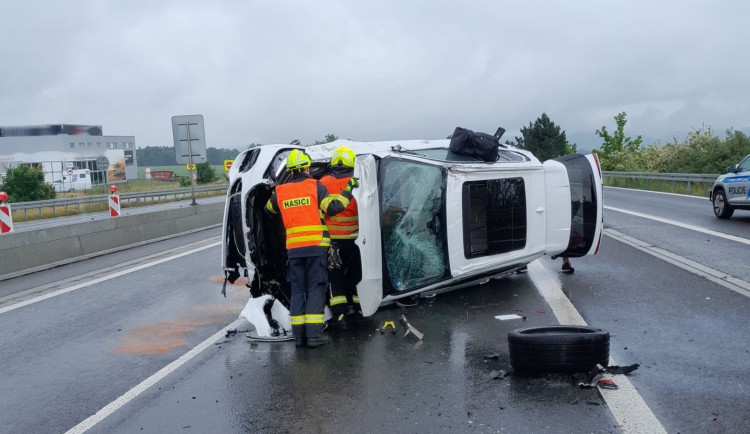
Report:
345,177,359,192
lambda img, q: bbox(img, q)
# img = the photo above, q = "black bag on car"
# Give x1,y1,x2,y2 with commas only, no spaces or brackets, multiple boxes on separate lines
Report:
449,126,505,162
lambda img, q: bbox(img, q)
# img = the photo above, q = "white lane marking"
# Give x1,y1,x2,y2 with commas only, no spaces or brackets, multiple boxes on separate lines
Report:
528,260,668,434
605,205,750,246
0,242,221,315
64,317,246,434
604,229,750,298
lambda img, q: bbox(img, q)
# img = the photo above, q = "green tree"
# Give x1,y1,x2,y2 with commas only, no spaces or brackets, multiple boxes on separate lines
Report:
0,164,56,202
207,147,241,165
135,146,176,166
312,134,338,146
196,161,217,184
514,113,576,161
594,111,643,169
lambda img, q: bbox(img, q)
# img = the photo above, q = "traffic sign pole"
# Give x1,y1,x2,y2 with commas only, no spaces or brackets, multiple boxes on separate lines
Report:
172,114,206,207
180,121,198,206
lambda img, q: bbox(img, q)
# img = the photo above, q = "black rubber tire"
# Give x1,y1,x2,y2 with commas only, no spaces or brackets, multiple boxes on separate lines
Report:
712,189,734,219
508,326,609,373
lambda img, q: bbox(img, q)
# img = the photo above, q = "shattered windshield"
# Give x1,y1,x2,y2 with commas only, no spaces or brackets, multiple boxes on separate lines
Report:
379,158,448,294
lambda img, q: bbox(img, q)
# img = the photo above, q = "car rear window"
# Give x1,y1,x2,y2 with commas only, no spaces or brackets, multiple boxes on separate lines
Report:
462,178,527,258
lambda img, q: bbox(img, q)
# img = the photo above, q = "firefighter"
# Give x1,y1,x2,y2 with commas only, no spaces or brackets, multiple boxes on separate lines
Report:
320,145,362,331
265,145,358,348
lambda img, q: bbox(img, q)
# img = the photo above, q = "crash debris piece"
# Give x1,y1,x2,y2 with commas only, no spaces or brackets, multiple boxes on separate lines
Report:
490,370,507,380
579,364,606,388
380,321,397,334
596,379,618,390
399,315,424,340
579,363,640,388
494,314,523,321
606,364,640,375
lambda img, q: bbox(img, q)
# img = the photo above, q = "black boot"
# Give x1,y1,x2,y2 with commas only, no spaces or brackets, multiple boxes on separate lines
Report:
295,337,306,348
306,335,329,348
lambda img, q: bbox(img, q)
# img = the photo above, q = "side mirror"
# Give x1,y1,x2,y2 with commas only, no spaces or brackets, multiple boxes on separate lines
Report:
727,164,738,173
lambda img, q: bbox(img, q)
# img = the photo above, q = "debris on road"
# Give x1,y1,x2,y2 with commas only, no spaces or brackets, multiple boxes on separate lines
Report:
579,364,606,388
579,363,640,388
380,321,397,334
225,328,251,338
399,315,424,340
489,370,507,380
606,364,640,375
596,379,619,390
494,314,524,321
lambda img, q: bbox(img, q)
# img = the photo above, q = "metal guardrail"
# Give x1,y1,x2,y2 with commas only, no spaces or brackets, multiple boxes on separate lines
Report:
602,171,719,195
10,184,229,220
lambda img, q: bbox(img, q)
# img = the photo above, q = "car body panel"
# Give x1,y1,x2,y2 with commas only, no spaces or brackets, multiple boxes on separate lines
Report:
710,154,750,217
221,138,604,334
542,160,573,254
352,154,383,316
722,155,750,207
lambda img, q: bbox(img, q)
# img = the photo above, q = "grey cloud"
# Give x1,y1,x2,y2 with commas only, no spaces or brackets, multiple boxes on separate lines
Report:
1,0,749,151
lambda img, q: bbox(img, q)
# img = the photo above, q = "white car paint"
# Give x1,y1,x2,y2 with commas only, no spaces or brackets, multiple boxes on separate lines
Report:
223,138,603,336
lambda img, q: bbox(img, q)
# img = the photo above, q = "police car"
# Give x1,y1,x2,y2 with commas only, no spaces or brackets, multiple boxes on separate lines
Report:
221,138,603,338
710,154,750,219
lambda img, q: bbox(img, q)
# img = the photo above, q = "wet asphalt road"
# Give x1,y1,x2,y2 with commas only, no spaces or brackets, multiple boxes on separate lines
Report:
0,187,748,433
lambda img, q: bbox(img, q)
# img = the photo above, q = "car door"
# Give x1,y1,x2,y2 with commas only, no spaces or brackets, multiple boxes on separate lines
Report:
726,155,750,206
353,155,450,315
543,153,603,257
352,154,383,316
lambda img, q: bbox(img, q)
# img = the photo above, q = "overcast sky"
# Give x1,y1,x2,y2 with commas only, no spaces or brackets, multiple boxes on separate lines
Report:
2,1,748,151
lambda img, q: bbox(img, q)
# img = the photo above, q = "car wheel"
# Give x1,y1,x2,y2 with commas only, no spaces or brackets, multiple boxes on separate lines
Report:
712,189,734,219
508,326,610,373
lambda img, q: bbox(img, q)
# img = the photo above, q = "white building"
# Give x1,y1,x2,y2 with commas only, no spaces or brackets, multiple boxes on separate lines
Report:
0,124,137,191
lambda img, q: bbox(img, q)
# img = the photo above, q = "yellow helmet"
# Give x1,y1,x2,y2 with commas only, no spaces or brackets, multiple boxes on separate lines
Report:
330,146,356,168
286,149,312,171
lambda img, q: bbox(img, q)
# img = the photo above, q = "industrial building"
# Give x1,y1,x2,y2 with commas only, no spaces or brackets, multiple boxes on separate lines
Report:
0,124,137,191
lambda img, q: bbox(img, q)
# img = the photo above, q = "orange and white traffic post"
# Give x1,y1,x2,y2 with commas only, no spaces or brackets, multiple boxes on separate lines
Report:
108,185,120,218
0,191,13,234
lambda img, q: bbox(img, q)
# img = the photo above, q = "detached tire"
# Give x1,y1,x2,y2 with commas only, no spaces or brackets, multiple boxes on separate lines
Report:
508,326,609,373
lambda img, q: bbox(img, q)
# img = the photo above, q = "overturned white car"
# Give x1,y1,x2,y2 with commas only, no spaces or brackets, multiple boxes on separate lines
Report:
221,137,603,337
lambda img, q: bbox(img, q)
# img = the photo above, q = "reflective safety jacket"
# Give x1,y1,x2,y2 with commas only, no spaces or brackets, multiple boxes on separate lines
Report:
276,178,330,250
320,174,358,240
265,173,353,257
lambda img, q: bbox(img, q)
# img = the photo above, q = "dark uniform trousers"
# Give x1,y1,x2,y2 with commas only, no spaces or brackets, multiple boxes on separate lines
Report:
328,241,362,316
287,251,328,339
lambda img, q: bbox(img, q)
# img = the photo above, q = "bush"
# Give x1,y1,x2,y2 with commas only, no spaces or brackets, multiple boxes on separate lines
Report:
0,164,56,202
196,161,218,184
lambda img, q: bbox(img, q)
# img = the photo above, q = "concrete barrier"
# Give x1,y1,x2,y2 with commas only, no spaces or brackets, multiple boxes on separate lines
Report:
0,201,224,279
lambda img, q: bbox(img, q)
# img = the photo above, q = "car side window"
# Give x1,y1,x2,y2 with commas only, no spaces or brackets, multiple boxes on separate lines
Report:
238,149,260,173
738,156,750,173
462,178,527,258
